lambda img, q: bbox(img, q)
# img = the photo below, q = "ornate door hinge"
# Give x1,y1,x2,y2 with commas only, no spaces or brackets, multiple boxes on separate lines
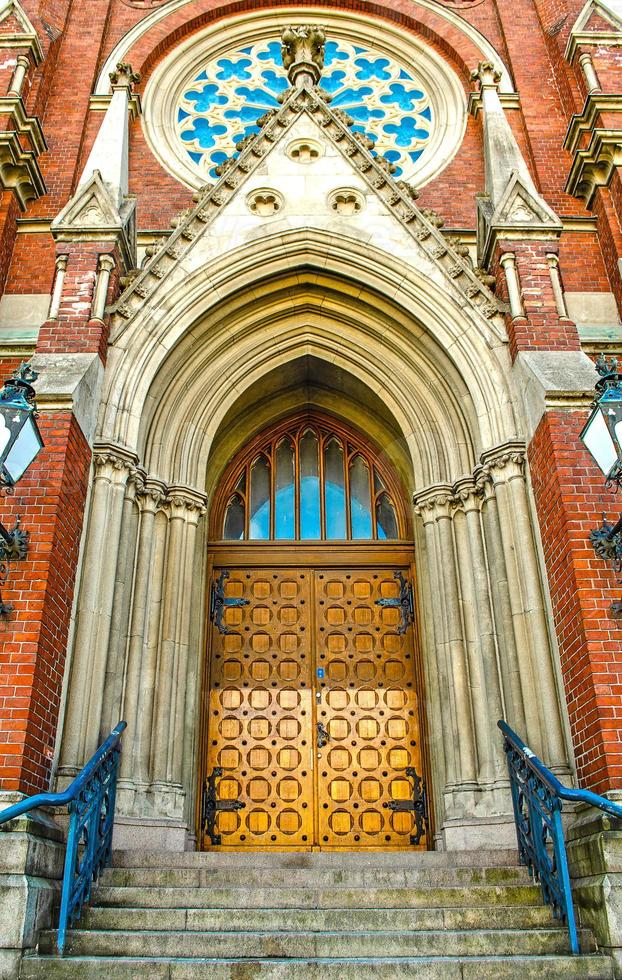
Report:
210,570,249,634
375,571,414,635
316,722,330,748
201,766,246,846
383,764,428,845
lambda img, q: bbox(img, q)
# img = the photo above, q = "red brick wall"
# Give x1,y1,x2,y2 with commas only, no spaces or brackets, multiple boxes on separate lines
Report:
0,412,90,794
528,410,622,793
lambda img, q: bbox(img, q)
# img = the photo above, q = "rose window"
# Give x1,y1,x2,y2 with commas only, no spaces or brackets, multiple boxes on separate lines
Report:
176,38,433,181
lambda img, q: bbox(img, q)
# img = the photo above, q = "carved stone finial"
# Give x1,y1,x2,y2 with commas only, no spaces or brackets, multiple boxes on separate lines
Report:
470,61,502,89
281,25,326,87
109,62,141,89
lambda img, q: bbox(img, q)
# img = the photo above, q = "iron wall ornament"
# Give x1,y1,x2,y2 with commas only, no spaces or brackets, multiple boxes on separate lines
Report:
201,767,246,846
375,570,415,634
383,764,428,845
210,570,250,634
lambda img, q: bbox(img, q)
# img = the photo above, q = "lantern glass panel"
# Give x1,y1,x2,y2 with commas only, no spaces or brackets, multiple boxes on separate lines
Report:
3,413,42,484
581,405,618,477
600,388,622,460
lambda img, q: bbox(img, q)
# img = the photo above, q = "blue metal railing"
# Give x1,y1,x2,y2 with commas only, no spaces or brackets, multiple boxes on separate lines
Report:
499,719,622,954
0,721,126,955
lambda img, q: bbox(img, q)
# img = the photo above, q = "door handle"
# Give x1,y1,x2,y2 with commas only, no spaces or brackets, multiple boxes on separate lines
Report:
316,722,330,748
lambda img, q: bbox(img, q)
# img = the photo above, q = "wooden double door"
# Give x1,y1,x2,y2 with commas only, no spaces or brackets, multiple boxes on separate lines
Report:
200,558,427,850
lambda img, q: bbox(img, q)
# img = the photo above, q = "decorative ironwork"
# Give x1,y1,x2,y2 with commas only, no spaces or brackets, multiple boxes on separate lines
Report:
499,719,622,955
0,721,126,955
201,767,246,846
210,570,249,634
316,721,330,749
383,764,428,845
375,570,414,634
589,515,622,574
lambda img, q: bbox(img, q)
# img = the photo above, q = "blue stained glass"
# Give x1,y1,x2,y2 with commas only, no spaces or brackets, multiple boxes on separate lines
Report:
275,438,295,539
380,83,425,110
383,117,430,147
349,455,373,539
183,84,227,112
261,70,289,95
324,40,350,66
215,57,252,81
257,41,283,63
249,455,270,539
324,439,346,539
180,118,227,148
354,56,391,80
300,431,321,540
177,36,433,182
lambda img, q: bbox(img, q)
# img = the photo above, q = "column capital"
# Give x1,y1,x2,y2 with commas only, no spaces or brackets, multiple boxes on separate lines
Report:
480,441,526,483
413,483,455,522
92,443,138,479
453,477,482,513
166,484,208,523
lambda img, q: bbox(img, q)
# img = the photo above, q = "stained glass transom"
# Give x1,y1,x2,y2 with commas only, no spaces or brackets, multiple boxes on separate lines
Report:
177,38,432,181
216,417,406,542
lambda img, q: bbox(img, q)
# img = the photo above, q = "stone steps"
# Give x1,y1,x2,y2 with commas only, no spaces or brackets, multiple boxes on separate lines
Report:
78,903,555,931
17,850,616,979
99,865,532,887
19,955,616,979
37,926,595,958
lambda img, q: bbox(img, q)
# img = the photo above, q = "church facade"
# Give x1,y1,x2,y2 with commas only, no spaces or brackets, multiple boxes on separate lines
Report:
1,0,622,971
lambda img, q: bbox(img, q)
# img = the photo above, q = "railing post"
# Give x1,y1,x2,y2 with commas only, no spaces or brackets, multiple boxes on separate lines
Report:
551,807,579,954
57,805,81,956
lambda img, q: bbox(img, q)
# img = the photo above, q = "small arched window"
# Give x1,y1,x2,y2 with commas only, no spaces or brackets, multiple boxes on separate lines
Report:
218,415,404,541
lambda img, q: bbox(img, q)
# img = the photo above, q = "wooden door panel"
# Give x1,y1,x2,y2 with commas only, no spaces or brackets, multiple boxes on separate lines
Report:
204,568,314,848
315,569,425,849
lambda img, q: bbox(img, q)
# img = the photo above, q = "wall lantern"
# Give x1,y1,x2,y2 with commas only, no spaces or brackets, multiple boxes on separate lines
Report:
580,354,622,618
0,362,43,618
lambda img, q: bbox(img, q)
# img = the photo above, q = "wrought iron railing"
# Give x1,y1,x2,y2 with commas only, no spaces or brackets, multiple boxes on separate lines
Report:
499,719,622,954
0,720,126,954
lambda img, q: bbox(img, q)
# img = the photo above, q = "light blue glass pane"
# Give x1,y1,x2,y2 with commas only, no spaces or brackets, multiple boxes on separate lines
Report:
223,494,245,540
275,438,295,539
249,456,270,539
300,431,321,539
349,455,373,539
324,439,346,539
376,494,398,540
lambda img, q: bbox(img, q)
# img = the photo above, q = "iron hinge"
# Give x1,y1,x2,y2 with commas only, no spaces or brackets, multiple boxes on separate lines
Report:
210,570,249,635
375,571,415,635
201,766,246,846
383,764,428,846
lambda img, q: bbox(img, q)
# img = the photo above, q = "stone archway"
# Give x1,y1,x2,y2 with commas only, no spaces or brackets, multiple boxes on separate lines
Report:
56,236,573,851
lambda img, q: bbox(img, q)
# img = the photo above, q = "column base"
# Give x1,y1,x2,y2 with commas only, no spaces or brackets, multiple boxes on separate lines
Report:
567,802,622,978
0,805,65,980
112,815,191,851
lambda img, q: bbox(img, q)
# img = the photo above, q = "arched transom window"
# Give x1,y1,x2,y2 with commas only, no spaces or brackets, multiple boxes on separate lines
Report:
216,416,405,541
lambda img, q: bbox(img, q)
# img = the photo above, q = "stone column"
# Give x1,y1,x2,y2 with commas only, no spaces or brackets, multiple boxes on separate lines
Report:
414,487,478,816
151,488,206,810
58,445,136,774
481,444,567,767
119,481,166,783
454,479,506,786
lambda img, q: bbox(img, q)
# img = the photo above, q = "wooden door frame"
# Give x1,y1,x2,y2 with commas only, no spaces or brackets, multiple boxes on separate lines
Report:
195,542,434,849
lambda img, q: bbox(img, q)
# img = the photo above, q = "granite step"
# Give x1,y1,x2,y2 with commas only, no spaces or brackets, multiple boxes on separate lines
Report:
19,954,616,980
36,926,595,958
78,903,555,933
